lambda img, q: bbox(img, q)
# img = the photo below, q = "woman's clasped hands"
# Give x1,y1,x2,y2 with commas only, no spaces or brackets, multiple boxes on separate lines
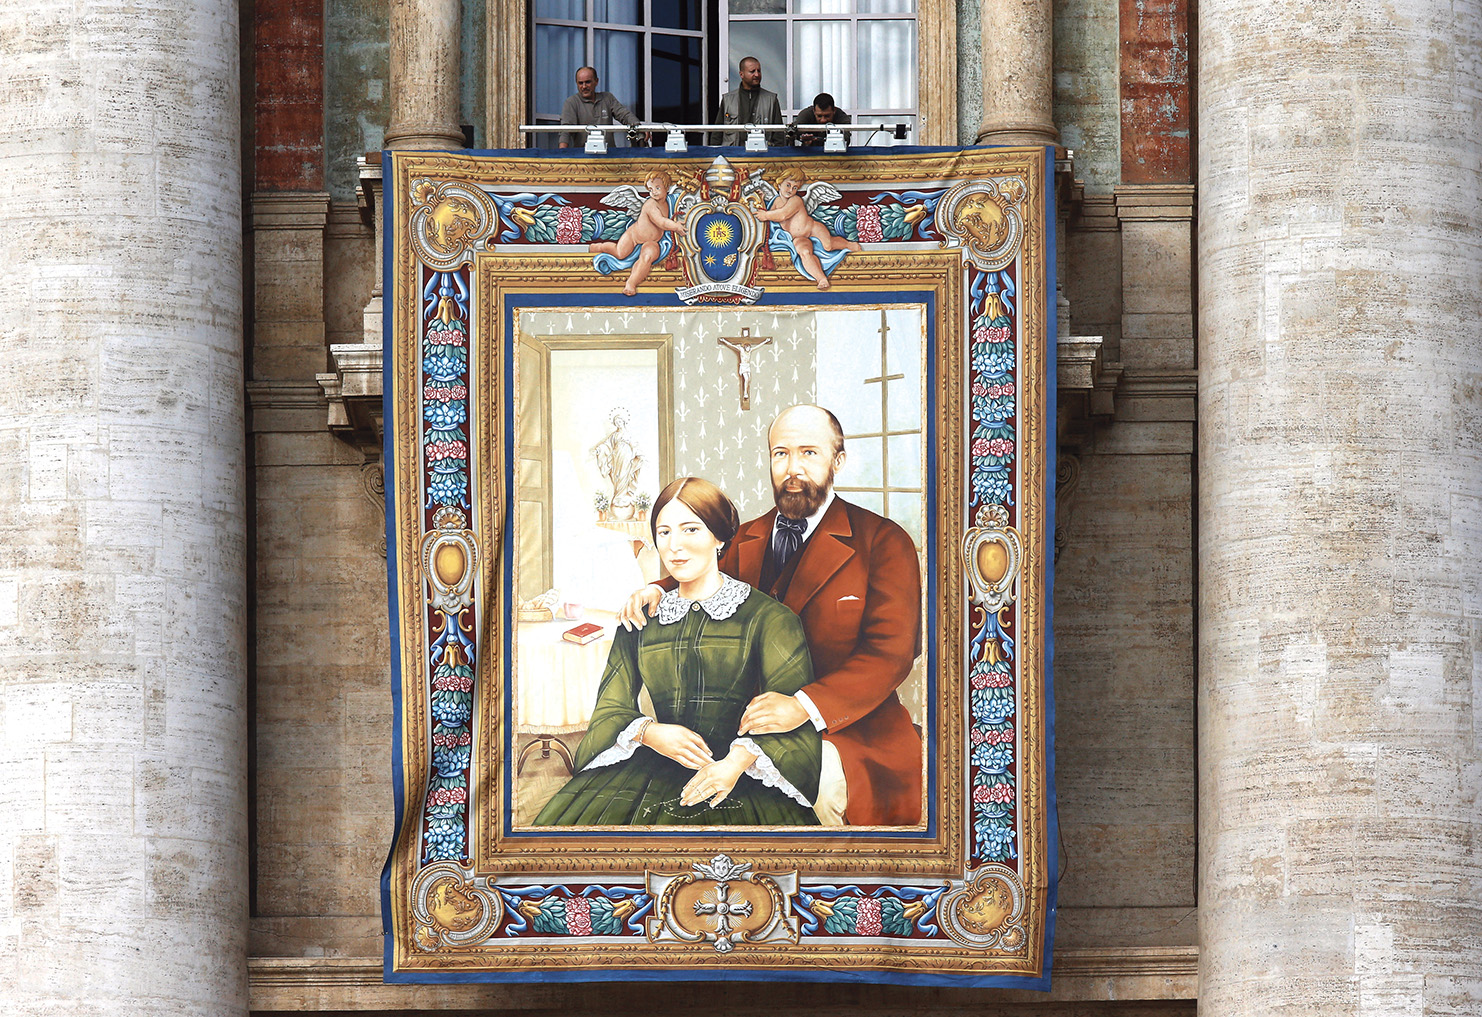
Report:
679,746,760,809
636,719,758,809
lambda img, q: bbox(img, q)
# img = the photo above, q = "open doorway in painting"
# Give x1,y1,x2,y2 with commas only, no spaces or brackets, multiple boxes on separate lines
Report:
512,333,673,808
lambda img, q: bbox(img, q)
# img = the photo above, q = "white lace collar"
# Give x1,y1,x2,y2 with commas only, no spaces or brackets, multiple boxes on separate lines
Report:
655,573,752,624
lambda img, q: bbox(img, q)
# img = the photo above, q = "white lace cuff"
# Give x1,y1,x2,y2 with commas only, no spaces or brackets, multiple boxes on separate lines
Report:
794,690,827,731
732,737,813,808
582,716,649,771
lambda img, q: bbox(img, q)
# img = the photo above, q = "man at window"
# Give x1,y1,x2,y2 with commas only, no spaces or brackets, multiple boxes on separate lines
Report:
792,93,852,148
559,66,641,149
712,56,783,146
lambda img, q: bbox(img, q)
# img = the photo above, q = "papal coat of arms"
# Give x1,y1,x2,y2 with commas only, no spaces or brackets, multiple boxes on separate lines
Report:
590,156,863,304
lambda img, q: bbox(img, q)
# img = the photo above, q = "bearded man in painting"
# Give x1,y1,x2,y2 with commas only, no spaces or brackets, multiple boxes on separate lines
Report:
622,404,923,826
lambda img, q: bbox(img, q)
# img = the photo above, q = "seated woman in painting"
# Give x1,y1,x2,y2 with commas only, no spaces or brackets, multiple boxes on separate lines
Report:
534,477,821,826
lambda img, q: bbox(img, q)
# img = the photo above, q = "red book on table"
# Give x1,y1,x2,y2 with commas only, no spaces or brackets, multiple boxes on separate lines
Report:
562,622,603,645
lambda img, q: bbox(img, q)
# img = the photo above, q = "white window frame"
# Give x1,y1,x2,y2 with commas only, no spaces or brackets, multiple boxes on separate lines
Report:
720,0,919,142
530,0,709,135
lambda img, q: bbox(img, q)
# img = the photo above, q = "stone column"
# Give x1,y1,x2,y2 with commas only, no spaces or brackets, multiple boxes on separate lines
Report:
977,0,1058,146
1198,2,1482,1015
384,0,464,150
0,0,247,1012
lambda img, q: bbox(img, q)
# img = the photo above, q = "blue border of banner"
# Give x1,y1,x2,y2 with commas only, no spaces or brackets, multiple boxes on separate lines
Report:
380,149,405,946
380,144,1059,989
1040,143,1061,990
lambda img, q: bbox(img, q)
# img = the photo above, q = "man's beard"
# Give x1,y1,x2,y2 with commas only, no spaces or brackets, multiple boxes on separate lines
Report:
773,465,834,519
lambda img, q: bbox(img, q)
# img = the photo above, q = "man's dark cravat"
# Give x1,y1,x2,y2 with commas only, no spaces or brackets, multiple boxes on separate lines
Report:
773,514,807,568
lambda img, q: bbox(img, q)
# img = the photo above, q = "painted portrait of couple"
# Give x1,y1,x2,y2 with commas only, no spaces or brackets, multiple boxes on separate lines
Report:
532,403,923,828
533,403,924,830
512,304,929,831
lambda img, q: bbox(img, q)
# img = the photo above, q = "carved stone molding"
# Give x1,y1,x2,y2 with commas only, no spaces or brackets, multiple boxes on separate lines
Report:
1120,368,1197,399
363,461,387,558
1057,335,1122,447
1117,368,1198,430
1072,192,1119,232
1054,451,1081,564
251,191,333,230
316,343,384,455
246,380,329,435
1113,183,1197,222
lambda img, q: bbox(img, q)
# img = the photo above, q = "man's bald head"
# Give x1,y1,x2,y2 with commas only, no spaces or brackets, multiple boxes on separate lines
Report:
768,404,845,456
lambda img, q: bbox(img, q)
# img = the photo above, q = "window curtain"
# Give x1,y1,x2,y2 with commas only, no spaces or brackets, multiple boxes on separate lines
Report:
792,19,852,112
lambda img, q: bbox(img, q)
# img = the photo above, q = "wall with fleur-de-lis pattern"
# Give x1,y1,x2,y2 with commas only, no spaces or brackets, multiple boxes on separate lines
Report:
519,305,819,520
664,308,818,520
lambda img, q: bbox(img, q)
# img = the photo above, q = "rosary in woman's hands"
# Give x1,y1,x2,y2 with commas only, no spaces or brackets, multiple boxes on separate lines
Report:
679,745,759,808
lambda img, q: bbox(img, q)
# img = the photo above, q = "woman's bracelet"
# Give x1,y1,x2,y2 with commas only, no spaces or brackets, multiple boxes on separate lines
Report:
634,717,654,746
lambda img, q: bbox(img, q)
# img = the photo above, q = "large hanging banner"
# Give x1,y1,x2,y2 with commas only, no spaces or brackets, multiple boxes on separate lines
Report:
382,145,1057,987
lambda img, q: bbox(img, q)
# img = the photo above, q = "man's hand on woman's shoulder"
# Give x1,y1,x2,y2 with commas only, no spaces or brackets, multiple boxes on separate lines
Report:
618,583,664,631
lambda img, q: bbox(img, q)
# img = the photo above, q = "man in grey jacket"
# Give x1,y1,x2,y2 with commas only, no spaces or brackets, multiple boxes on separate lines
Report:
559,66,642,148
711,56,783,146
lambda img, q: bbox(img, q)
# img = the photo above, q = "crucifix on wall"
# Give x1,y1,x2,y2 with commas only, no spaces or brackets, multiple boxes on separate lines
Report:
716,326,774,411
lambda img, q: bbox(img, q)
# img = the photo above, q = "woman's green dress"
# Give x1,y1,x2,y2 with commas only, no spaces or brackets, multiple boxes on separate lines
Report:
534,576,822,826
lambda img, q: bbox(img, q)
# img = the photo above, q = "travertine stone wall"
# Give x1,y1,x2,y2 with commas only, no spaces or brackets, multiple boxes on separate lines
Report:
249,209,390,962
1198,1,1482,1013
1054,186,1197,948
0,0,248,1012
1116,186,1193,372
1053,421,1196,945
249,426,391,960
253,195,332,380
1052,0,1121,192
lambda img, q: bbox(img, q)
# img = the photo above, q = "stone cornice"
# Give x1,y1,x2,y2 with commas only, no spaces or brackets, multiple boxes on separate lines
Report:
1120,368,1198,399
246,380,329,434
1114,183,1196,222
247,945,1198,1008
316,343,384,454
1108,368,1197,428
1072,192,1120,231
328,200,372,239
251,191,332,230
357,156,383,226
1058,335,1122,446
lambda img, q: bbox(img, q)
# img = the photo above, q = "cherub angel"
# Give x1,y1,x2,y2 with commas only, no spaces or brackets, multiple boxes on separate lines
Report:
751,167,861,290
589,170,685,296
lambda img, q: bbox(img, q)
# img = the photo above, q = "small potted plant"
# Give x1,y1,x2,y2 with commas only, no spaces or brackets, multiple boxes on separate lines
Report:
593,492,610,521
635,491,652,520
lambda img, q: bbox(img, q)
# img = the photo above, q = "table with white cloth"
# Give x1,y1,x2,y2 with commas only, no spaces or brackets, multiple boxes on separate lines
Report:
513,611,618,773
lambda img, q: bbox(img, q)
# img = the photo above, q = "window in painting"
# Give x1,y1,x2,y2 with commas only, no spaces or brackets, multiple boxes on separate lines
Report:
816,306,925,545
